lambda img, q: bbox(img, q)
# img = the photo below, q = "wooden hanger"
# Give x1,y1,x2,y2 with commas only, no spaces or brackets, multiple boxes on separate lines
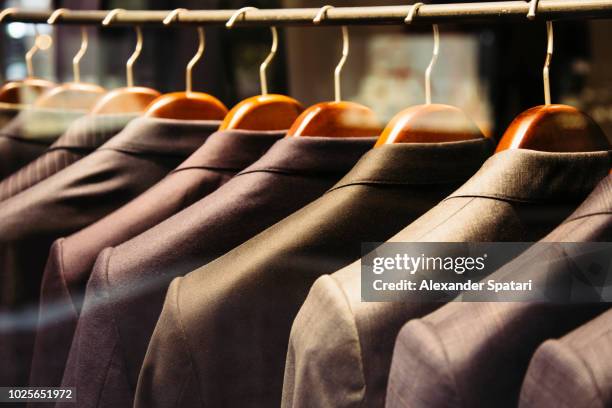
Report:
219,7,303,131
286,6,381,137
496,8,609,153
376,3,485,146
34,9,105,110
145,9,227,120
90,9,160,115
0,9,55,105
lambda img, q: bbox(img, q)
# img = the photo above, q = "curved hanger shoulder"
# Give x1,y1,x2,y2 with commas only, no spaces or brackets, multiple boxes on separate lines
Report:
220,94,303,131
376,104,485,146
0,78,55,105
286,101,381,138
496,104,609,153
90,87,161,115
34,82,105,110
145,92,227,120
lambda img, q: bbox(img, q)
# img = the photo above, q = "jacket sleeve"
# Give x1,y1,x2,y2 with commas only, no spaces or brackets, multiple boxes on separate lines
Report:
29,238,80,389
520,339,605,408
58,248,132,408
386,319,460,408
282,275,366,408
135,277,202,408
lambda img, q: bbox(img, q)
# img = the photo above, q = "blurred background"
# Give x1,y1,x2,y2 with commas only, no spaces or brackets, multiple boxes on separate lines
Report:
1,0,612,140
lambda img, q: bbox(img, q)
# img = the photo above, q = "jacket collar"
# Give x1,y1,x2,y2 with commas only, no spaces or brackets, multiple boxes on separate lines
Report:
100,117,220,157
329,137,495,192
175,129,286,172
446,149,612,204
50,113,138,150
238,136,377,177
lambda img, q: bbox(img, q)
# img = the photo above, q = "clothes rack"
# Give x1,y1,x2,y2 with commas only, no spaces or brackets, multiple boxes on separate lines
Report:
1,1,612,27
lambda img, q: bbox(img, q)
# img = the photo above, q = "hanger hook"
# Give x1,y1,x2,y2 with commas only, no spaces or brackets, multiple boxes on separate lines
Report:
406,3,438,105
259,26,278,96
543,21,553,105
226,7,275,95
164,9,203,94
163,8,187,25
25,26,52,78
528,0,540,20
48,9,88,83
103,9,141,88
226,6,257,28
1,9,51,78
314,6,347,103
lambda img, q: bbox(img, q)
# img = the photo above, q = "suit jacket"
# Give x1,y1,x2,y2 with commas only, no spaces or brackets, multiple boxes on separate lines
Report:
0,108,84,179
58,135,377,408
0,116,218,388
0,113,135,201
385,173,612,408
282,150,612,408
520,305,612,408
28,129,284,393
135,138,495,408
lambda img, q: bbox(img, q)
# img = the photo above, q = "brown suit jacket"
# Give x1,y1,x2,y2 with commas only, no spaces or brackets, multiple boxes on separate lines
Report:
0,117,218,388
0,113,135,201
135,138,494,408
385,173,612,408
58,136,377,408
28,129,284,392
282,150,612,408
520,270,612,406
0,108,83,179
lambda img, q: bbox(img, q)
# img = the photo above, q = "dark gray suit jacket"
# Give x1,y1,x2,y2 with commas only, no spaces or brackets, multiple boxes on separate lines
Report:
29,129,284,394
383,166,612,408
520,305,612,408
0,114,135,201
0,108,83,179
0,117,218,388
58,136,377,408
135,138,494,408
283,150,612,408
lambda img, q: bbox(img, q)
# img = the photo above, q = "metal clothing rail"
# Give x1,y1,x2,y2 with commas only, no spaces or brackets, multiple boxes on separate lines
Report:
1,1,612,27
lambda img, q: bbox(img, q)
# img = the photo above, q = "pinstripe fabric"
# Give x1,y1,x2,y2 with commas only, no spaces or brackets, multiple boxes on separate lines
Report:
0,114,136,201
135,139,494,408
520,305,612,408
282,150,612,408
0,108,84,179
0,116,219,389
383,176,612,408
61,136,379,408
28,129,284,395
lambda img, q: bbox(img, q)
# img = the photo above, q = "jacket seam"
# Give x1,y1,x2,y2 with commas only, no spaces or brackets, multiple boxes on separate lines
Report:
236,167,345,178
413,197,478,241
555,340,606,407
444,193,583,205
101,247,141,398
564,211,612,224
55,239,72,305
170,165,241,174
329,275,368,408
0,133,53,145
421,320,466,407
173,277,205,407
94,248,119,408
327,178,471,193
